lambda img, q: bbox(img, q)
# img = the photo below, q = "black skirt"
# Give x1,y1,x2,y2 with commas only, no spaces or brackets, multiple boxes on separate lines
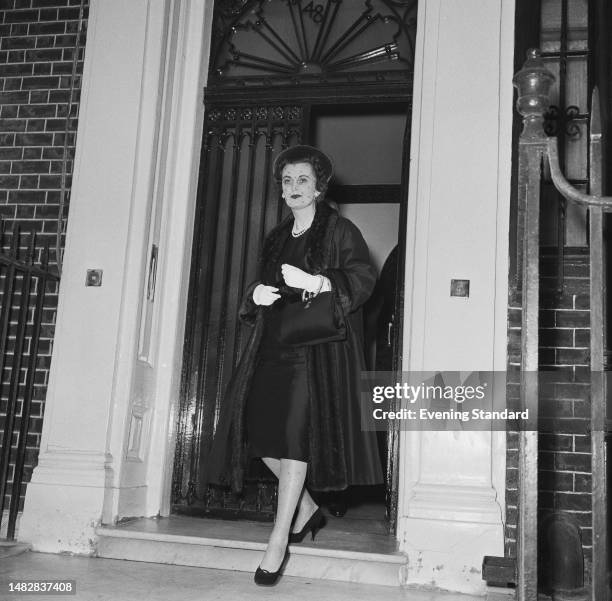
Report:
246,233,311,462
246,345,309,461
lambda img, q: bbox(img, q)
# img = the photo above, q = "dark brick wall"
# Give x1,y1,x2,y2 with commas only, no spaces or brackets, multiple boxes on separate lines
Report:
0,0,88,530
505,250,592,582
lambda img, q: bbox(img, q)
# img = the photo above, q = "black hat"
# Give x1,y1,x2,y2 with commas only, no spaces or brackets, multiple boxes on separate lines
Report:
273,145,334,184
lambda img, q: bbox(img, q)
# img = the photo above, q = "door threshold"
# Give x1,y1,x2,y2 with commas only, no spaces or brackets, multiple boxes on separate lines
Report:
96,514,405,587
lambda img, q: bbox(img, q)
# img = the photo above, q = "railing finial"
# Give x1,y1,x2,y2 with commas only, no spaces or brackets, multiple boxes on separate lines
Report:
513,48,556,141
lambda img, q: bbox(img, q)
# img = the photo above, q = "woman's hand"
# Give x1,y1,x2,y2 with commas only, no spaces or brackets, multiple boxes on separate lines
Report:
281,264,331,292
252,284,280,306
281,264,319,291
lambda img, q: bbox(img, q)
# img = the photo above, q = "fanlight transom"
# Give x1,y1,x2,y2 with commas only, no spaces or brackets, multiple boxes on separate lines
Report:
210,0,418,86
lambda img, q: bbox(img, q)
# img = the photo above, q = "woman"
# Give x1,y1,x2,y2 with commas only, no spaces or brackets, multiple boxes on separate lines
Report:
206,145,382,586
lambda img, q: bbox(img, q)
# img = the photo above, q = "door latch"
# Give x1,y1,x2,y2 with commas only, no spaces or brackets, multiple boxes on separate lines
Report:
147,244,158,301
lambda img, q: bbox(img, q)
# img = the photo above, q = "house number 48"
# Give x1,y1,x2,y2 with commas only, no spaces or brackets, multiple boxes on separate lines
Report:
302,1,324,23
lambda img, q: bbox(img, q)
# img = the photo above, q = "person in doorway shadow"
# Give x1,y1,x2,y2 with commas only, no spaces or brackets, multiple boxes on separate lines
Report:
322,245,399,518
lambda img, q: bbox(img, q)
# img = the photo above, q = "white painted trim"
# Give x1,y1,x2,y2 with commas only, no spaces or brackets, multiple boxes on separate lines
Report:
101,0,175,524
34,0,102,458
491,0,517,528
397,0,437,539
144,0,213,517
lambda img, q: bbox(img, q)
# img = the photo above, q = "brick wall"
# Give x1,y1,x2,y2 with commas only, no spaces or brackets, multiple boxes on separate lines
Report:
0,0,88,531
505,250,592,582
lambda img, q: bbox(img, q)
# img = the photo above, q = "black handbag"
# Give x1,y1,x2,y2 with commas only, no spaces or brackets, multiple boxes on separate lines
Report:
275,290,346,346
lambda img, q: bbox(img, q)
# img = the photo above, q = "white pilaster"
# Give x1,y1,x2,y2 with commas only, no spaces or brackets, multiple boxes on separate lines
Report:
398,0,515,593
18,0,210,553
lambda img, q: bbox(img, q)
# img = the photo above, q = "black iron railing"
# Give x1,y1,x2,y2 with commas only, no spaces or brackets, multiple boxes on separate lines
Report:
513,49,611,601
0,223,59,540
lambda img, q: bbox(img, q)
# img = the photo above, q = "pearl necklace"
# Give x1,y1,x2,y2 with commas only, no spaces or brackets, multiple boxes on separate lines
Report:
291,224,310,238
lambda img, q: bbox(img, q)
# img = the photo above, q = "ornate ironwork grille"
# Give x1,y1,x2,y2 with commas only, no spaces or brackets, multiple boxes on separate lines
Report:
172,0,416,520
209,0,417,89
540,0,590,285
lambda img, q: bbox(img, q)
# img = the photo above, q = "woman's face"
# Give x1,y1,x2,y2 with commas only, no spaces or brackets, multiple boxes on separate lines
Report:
281,162,319,211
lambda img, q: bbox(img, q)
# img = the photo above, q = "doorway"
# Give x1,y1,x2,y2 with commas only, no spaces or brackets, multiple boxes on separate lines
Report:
171,0,417,534
309,103,407,526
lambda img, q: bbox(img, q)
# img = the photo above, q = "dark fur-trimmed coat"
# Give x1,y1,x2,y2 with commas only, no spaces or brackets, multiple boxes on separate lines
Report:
205,201,383,493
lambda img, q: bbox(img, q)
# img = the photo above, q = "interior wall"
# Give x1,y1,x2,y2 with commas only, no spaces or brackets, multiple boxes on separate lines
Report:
314,108,405,273
338,203,399,274
315,111,405,185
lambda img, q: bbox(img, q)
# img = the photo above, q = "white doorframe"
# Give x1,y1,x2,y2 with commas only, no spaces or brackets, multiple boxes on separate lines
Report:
138,0,214,517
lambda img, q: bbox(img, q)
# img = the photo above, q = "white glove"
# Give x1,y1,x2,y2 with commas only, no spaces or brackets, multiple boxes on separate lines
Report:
252,284,280,306
281,264,331,293
281,264,319,291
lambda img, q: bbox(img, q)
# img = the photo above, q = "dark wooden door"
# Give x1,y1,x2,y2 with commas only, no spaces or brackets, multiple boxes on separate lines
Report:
172,104,305,519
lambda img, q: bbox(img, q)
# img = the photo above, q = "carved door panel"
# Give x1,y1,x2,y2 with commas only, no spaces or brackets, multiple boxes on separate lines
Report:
172,104,304,519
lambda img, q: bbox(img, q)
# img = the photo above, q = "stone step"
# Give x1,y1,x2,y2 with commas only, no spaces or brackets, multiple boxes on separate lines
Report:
95,519,407,587
0,541,32,559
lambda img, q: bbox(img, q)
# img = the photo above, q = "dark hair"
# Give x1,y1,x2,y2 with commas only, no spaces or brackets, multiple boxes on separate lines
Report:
275,155,330,196
273,145,333,198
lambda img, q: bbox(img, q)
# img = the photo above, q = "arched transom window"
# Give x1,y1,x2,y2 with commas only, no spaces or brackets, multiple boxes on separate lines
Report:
209,0,418,88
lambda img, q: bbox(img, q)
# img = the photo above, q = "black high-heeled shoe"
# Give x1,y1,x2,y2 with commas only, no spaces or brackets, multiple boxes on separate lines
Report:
289,507,326,543
254,547,289,586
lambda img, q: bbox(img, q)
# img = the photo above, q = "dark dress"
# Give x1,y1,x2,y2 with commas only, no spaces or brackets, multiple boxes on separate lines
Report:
205,202,383,493
246,233,310,461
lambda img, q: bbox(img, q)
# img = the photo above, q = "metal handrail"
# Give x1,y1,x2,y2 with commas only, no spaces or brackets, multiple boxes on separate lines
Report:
547,137,612,209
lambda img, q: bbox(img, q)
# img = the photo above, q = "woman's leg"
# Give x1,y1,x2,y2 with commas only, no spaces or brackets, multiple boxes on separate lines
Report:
262,457,318,533
259,458,310,571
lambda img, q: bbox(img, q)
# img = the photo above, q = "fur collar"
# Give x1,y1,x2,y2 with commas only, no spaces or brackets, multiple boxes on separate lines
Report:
260,201,339,274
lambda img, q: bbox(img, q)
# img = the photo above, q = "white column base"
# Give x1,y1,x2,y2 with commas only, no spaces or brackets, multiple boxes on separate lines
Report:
401,517,501,594
399,483,504,595
18,451,112,554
